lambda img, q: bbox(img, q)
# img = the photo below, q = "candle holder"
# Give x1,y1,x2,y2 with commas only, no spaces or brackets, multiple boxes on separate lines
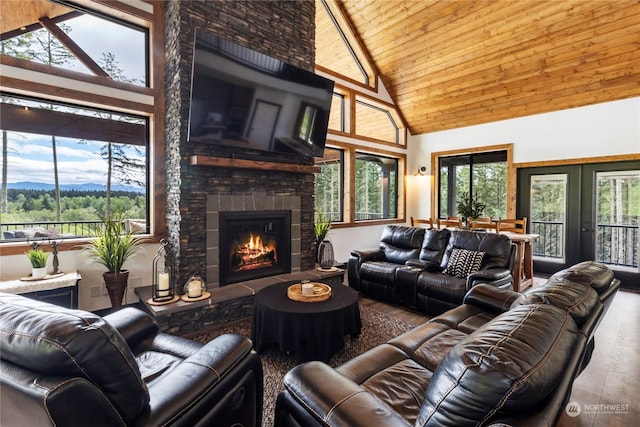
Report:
152,240,175,303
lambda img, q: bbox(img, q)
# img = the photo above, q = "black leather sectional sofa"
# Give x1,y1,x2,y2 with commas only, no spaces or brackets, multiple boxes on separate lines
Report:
275,261,620,427
0,294,263,427
348,225,516,315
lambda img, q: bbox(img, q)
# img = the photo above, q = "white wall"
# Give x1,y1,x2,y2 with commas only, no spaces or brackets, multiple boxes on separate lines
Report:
0,244,160,312
406,97,640,218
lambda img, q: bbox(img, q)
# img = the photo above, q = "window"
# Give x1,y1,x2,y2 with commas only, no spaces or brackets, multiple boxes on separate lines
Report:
439,151,507,219
0,94,149,241
0,2,153,247
2,4,147,86
355,152,397,220
314,148,343,222
355,99,399,144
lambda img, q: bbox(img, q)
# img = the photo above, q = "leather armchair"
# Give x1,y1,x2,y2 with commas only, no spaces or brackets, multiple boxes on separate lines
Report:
0,293,263,427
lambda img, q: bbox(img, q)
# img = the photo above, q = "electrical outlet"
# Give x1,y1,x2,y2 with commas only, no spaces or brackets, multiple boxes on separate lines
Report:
90,286,101,297
102,285,108,295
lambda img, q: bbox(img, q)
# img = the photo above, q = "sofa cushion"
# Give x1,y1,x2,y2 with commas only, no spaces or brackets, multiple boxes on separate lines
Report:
419,228,450,263
379,225,425,264
0,293,148,423
548,260,614,294
417,303,579,426
442,248,485,278
517,279,600,326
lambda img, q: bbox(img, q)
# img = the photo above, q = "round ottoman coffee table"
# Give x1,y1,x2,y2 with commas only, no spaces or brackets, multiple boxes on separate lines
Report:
251,281,361,363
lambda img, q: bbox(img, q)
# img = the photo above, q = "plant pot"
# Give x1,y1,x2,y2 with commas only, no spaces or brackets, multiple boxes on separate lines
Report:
103,270,129,309
31,267,47,279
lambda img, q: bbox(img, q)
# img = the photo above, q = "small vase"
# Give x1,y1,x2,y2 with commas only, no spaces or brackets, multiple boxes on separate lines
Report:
317,240,334,270
31,267,47,279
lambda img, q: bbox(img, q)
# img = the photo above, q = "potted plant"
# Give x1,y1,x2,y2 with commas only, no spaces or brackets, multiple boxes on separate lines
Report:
314,212,334,269
26,248,49,279
83,209,146,309
457,192,486,228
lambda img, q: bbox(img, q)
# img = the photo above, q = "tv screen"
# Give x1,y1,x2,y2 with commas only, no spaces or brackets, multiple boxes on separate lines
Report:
188,31,334,159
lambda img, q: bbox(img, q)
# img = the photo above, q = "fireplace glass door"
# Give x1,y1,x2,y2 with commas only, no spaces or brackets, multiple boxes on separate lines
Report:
219,210,291,285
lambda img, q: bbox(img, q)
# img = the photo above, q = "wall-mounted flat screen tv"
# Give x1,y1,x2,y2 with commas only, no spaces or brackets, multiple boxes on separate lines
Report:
188,31,334,159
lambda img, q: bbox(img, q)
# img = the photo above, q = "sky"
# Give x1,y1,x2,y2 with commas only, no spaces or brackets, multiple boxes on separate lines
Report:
2,11,147,188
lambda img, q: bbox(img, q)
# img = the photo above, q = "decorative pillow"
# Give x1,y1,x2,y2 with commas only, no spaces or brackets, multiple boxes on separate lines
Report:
443,248,485,278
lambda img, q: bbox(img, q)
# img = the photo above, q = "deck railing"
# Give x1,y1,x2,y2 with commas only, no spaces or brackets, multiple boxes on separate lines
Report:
531,220,638,268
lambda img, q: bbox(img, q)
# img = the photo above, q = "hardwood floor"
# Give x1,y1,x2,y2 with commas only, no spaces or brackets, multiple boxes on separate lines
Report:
359,288,639,426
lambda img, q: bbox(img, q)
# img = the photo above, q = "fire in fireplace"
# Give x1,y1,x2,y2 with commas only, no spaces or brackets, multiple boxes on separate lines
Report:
219,210,291,285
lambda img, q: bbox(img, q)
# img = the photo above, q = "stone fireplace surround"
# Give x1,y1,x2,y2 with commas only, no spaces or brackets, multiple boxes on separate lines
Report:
164,0,317,289
206,192,301,287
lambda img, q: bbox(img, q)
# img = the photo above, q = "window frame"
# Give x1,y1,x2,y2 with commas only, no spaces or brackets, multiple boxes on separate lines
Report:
431,144,515,221
0,0,164,255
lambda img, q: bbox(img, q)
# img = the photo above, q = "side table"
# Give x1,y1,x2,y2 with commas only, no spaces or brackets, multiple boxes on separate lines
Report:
0,271,80,308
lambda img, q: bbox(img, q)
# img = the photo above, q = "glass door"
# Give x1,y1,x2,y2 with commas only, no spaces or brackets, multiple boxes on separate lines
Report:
518,161,639,289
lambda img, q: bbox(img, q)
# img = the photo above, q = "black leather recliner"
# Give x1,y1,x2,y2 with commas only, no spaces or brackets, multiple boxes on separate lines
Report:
348,225,516,315
275,261,620,427
0,293,263,427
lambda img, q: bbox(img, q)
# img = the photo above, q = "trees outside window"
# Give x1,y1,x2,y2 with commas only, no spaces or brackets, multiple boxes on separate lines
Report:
439,151,507,219
355,152,397,220
314,148,343,222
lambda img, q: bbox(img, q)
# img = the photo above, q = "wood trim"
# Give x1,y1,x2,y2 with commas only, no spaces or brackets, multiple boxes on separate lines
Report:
150,0,165,238
190,156,321,174
514,153,640,169
0,55,154,96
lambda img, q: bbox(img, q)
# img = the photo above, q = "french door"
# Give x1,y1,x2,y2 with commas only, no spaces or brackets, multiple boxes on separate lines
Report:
518,161,639,289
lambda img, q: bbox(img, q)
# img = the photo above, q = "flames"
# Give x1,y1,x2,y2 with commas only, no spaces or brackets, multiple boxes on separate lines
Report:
232,233,278,271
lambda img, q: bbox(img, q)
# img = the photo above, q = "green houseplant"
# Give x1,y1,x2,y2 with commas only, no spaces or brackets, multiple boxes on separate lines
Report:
314,212,332,246
26,248,49,279
457,192,486,227
83,209,146,308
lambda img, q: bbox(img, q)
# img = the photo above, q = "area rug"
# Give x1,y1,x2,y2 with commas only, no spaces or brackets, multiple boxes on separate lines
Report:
190,305,418,427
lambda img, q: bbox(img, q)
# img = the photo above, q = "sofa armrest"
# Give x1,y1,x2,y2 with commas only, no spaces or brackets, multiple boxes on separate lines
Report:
104,307,159,351
145,333,262,426
466,268,513,289
348,248,385,292
276,361,408,427
405,259,442,271
350,248,385,262
463,283,521,313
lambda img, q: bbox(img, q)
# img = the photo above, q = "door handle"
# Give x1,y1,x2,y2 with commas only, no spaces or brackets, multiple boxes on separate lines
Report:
581,227,590,232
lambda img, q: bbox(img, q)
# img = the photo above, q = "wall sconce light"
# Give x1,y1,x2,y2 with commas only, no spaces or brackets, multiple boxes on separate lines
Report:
416,166,427,176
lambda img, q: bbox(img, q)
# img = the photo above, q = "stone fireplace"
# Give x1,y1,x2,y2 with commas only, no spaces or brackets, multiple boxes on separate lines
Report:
206,192,301,287
164,1,317,288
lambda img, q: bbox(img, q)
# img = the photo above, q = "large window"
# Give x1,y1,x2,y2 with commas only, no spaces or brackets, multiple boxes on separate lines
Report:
355,152,397,221
439,151,507,219
0,94,149,241
314,147,343,222
0,1,153,247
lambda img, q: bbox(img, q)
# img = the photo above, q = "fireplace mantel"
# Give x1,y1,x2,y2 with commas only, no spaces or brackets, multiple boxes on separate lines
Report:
191,155,320,174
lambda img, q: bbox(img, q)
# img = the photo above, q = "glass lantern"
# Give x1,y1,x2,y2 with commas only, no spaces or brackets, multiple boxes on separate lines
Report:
152,240,175,302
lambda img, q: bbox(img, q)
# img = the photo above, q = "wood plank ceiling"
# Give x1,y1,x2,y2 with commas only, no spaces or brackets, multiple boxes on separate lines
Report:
316,0,640,135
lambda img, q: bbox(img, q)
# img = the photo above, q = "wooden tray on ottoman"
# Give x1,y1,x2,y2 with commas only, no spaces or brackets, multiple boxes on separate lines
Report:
287,282,331,302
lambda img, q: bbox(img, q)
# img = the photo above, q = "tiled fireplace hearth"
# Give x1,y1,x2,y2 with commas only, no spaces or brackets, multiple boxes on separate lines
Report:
206,192,301,287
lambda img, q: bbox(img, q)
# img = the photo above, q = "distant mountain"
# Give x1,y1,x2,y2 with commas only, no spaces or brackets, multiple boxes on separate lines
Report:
6,181,144,193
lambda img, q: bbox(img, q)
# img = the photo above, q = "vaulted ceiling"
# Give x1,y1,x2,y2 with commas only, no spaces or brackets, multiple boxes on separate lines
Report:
316,0,640,135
